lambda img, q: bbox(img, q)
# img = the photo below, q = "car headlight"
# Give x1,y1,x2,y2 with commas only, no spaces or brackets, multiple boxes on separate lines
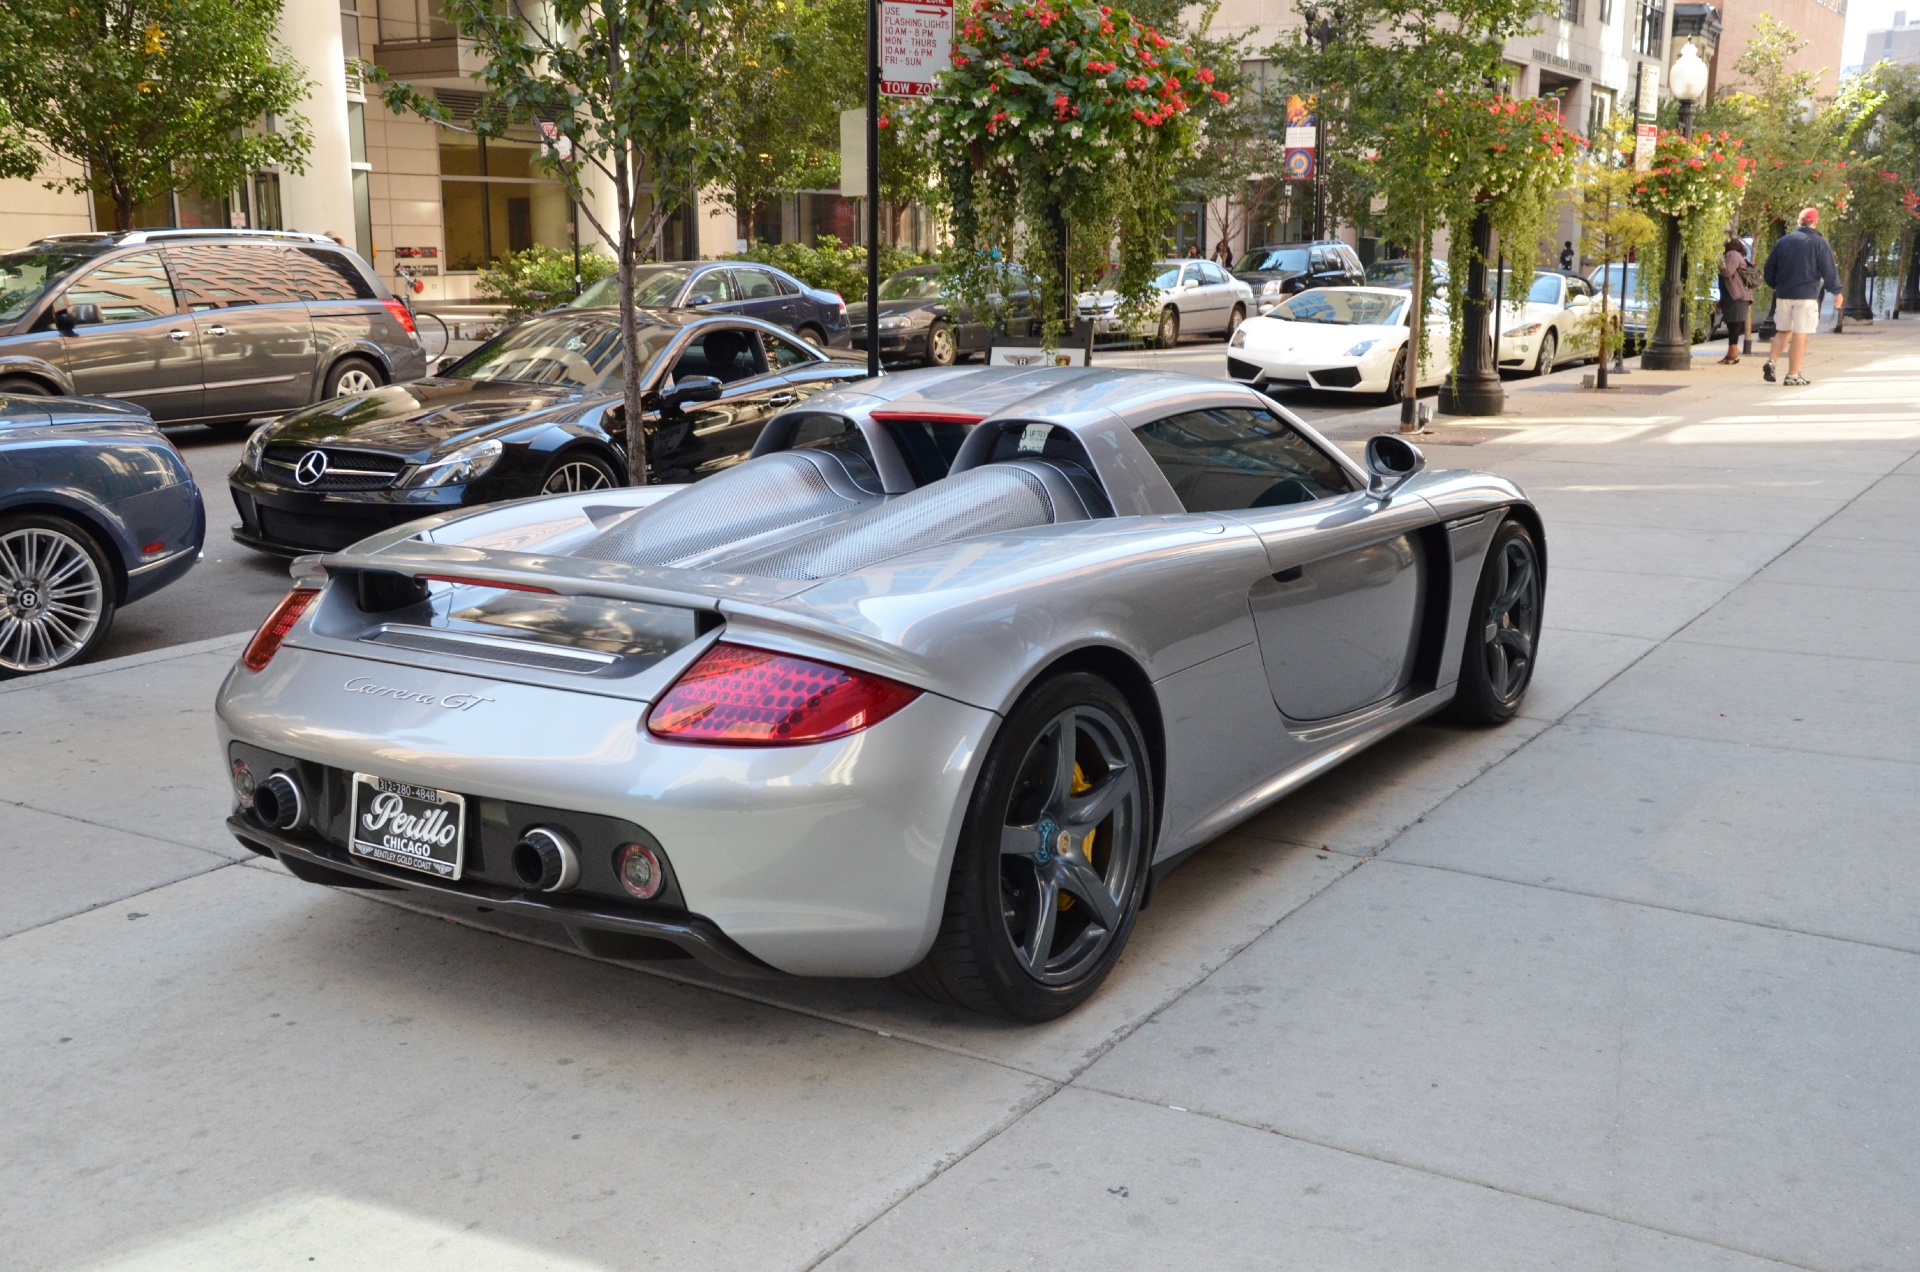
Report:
1229,327,1248,349
1260,280,1282,295
1505,322,1543,337
1344,339,1378,357
410,438,504,489
242,426,271,472
879,314,913,330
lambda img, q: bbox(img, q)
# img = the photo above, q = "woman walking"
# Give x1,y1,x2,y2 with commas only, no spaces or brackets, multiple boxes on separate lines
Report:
1717,236,1754,364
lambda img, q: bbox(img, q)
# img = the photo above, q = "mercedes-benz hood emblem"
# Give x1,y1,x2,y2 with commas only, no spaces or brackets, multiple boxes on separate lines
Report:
293,450,329,486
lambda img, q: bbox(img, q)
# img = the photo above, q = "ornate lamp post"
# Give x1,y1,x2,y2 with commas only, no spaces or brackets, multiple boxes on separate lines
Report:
1640,40,1710,370
1440,210,1506,415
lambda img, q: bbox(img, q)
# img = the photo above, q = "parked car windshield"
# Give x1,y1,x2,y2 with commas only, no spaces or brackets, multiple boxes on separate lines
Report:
0,246,105,325
1236,247,1309,274
1589,264,1641,298
1271,290,1407,326
570,267,692,309
1152,265,1183,290
878,270,943,301
447,314,674,390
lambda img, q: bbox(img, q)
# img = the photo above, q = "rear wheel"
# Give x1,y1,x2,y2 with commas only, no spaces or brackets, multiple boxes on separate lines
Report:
1446,517,1543,725
1224,304,1246,340
0,513,116,679
898,672,1154,1020
540,452,620,494
1155,307,1180,348
323,357,383,400
0,376,52,397
797,326,826,349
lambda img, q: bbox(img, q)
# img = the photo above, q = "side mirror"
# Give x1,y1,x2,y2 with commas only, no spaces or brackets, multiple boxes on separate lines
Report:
56,302,101,330
687,293,718,308
660,375,722,411
1364,434,1426,501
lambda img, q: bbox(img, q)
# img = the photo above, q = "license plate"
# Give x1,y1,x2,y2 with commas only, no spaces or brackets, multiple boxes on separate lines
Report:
349,773,466,880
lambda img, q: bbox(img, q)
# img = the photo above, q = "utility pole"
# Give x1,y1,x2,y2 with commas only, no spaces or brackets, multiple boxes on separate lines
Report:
866,0,882,378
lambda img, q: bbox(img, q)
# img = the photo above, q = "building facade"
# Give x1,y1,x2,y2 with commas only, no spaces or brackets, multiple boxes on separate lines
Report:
1860,10,1920,70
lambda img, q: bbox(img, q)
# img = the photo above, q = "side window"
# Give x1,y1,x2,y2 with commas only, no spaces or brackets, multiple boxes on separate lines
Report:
671,327,765,385
1199,261,1228,285
1342,246,1364,276
1180,264,1203,286
165,246,298,309
63,252,178,323
1134,407,1353,512
772,272,799,296
765,332,816,371
1309,248,1336,274
688,270,736,304
294,248,376,300
1567,277,1591,302
733,267,781,300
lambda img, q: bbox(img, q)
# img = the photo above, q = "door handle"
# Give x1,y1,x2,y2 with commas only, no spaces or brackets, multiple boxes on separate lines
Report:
766,392,798,407
1271,565,1305,583
167,329,189,342
206,324,229,337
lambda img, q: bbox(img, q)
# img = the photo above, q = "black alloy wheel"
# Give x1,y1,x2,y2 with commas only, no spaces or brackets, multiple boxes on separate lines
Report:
900,672,1154,1019
1384,344,1409,403
540,453,620,494
1447,517,1543,724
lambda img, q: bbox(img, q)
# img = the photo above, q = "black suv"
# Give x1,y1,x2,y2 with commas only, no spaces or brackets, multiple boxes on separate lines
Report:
1232,240,1366,314
0,229,427,429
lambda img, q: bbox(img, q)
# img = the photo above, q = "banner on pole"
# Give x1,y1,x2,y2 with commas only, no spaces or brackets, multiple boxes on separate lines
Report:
879,0,955,97
1283,93,1317,182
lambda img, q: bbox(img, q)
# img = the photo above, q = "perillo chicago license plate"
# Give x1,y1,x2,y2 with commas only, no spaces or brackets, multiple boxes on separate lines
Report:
349,773,466,879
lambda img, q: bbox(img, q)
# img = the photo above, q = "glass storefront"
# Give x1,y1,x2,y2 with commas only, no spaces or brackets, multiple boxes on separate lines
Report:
438,128,572,270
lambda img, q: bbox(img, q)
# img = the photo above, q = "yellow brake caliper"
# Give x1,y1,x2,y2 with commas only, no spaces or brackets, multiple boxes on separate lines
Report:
1060,764,1097,911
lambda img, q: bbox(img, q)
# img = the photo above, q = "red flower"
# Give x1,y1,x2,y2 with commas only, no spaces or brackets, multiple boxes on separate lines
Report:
1211,90,1229,104
1197,67,1214,84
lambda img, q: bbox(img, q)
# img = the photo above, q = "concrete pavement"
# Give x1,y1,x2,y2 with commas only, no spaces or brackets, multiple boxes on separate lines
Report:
3,326,1917,1270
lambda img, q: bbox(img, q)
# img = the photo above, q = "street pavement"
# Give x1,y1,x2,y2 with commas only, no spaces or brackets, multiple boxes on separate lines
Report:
4,326,1917,1270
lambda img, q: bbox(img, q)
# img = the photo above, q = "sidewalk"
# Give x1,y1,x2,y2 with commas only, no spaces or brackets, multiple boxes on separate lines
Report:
3,327,1916,1270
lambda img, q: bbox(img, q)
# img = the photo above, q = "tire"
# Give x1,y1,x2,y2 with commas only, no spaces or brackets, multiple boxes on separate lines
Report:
898,672,1156,1020
1224,304,1246,341
1155,307,1180,348
1533,331,1558,377
323,357,384,400
797,326,826,350
539,451,620,495
925,319,957,367
0,376,52,397
0,512,117,679
1446,517,1544,725
1383,344,1408,403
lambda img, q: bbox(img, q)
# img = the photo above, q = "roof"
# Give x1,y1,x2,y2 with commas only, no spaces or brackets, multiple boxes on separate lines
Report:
801,365,1262,429
34,228,337,248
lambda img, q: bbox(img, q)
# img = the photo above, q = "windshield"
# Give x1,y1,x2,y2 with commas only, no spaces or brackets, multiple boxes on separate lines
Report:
570,267,692,309
878,270,943,301
1589,265,1640,293
1236,247,1309,274
1271,290,1407,326
1365,259,1414,283
1151,265,1183,290
0,246,104,325
447,314,676,390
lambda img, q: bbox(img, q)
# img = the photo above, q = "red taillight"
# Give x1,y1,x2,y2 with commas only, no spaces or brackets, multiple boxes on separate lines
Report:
647,642,920,746
382,297,417,335
243,588,321,672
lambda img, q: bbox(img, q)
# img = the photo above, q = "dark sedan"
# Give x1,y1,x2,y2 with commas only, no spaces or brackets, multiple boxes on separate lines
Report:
569,261,850,348
229,311,867,556
0,393,204,677
846,265,1036,366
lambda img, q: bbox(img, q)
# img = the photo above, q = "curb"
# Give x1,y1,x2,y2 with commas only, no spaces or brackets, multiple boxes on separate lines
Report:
0,631,252,697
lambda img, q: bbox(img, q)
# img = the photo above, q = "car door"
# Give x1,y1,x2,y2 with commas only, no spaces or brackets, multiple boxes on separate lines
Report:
1197,261,1239,329
682,267,738,311
648,325,788,481
1176,263,1219,331
1132,405,1431,721
166,244,317,418
55,250,204,422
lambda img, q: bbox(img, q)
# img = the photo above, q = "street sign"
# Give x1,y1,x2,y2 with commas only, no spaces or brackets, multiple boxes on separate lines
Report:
879,0,954,97
840,108,867,196
1633,122,1658,171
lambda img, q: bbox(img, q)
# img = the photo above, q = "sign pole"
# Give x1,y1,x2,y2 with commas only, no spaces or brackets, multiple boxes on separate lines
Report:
867,0,882,379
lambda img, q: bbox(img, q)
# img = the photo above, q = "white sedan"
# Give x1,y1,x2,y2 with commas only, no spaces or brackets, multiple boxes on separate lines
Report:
1495,269,1604,375
1226,286,1450,399
1078,259,1254,345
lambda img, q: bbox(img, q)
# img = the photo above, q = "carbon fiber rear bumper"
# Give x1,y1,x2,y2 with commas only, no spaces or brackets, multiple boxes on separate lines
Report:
228,815,785,979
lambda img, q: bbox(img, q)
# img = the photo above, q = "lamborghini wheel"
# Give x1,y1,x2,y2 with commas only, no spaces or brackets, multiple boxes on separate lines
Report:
899,672,1154,1020
1447,517,1543,725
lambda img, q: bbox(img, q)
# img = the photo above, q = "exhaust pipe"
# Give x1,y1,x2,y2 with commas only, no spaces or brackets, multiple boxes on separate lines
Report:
253,772,305,831
511,827,580,893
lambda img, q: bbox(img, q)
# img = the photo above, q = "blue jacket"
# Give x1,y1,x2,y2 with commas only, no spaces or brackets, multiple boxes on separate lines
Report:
1763,226,1841,301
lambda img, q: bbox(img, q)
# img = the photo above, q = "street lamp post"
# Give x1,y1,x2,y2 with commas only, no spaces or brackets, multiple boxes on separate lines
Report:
1440,209,1507,415
1306,13,1336,241
1641,40,1710,371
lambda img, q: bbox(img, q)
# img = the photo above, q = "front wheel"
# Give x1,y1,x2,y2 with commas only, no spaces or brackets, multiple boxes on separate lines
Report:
1533,331,1558,377
1383,344,1408,403
1446,517,1544,725
1155,307,1180,348
898,672,1155,1020
540,452,620,495
0,513,116,679
926,319,957,366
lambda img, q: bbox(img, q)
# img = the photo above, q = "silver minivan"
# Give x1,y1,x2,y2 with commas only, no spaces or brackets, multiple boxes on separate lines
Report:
0,229,426,430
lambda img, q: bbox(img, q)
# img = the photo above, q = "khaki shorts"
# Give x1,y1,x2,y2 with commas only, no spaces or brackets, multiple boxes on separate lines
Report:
1778,297,1821,334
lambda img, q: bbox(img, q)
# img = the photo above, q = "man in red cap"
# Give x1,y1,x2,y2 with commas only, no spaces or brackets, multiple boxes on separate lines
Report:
1761,207,1843,386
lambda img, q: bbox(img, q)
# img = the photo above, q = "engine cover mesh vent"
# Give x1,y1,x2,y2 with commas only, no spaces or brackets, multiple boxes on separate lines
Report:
576,452,862,568
734,465,1055,580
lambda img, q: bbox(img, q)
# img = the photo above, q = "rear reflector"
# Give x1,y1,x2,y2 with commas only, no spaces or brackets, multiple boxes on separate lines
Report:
646,642,920,746
243,588,321,672
382,297,417,334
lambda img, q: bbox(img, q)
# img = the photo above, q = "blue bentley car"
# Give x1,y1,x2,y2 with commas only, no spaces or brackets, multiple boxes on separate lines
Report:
0,393,204,677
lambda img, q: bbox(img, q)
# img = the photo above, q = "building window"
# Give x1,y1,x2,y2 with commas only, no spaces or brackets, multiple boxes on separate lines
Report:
1599,0,1613,24
1588,88,1614,137
438,127,572,270
1561,0,1583,23
253,173,283,230
1635,2,1665,56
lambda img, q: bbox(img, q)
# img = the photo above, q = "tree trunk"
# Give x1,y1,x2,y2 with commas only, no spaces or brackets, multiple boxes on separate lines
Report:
1401,211,1426,433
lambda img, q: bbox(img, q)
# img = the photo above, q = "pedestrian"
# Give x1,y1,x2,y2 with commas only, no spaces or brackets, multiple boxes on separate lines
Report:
1213,238,1233,267
1559,241,1575,271
1716,235,1754,364
1761,207,1843,386
1185,243,1201,259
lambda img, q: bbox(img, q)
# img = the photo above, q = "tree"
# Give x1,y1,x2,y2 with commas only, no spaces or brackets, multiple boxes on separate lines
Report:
0,0,311,231
1570,114,1658,382
368,0,734,486
914,0,1232,342
1829,62,1920,326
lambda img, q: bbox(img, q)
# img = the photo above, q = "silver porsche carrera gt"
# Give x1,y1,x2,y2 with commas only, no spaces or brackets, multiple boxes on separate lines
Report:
216,367,1546,1019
